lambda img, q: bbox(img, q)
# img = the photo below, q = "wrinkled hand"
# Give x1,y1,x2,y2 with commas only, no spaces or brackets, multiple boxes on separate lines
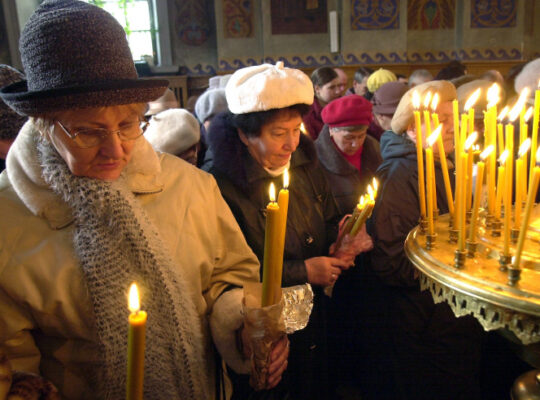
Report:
240,327,289,390
305,256,350,287
266,336,289,389
330,225,373,266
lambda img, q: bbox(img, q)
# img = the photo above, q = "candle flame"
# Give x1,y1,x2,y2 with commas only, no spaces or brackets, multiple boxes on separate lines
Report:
499,149,509,165
473,144,480,151
497,106,509,121
412,90,421,110
283,169,289,189
430,93,439,112
367,183,375,199
128,283,140,313
464,88,481,111
269,183,276,202
487,96,500,109
486,83,500,104
538,79,540,89
359,195,366,208
427,125,442,147
423,91,432,109
480,145,494,160
300,123,307,135
518,138,531,158
372,177,378,192
509,87,531,122
536,147,540,164
464,131,478,150
524,106,533,123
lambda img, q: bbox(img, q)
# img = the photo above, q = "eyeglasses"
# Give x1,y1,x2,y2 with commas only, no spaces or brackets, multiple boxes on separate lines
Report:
55,119,148,149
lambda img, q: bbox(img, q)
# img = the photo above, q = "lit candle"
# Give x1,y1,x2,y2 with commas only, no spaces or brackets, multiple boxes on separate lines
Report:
457,150,468,252
127,283,147,400
275,169,289,296
522,109,533,199
465,133,478,212
413,91,427,220
261,183,281,306
300,123,307,135
454,113,469,230
453,99,460,155
514,139,531,230
465,88,481,138
426,127,441,236
497,106,509,156
503,124,515,258
432,117,454,217
495,150,509,220
423,91,433,138
469,146,493,243
350,182,378,236
430,94,440,216
512,148,540,270
486,84,501,216
529,81,540,193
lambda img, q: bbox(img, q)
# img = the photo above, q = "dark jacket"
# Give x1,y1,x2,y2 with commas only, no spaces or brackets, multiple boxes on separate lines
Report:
359,131,483,400
303,97,325,141
206,112,340,399
315,124,382,216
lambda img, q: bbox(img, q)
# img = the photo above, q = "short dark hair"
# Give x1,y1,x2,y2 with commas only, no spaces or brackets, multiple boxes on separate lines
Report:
435,60,467,81
229,104,310,138
311,67,338,87
354,67,374,84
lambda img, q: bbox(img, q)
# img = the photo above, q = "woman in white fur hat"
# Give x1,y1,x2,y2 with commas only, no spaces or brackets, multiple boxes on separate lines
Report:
205,61,373,399
0,1,288,398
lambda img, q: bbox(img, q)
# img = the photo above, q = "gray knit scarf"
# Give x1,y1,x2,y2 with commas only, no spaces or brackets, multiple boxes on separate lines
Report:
37,138,211,399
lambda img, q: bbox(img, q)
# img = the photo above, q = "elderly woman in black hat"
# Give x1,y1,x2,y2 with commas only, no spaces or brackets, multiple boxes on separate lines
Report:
0,1,288,399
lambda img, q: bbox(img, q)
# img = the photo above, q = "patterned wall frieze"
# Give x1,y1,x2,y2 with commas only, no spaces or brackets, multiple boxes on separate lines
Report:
175,0,211,45
470,0,517,28
351,0,400,30
178,47,524,76
407,0,455,30
223,0,254,38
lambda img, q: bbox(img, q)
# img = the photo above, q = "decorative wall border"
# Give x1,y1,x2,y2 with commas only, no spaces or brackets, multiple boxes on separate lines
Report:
180,47,525,75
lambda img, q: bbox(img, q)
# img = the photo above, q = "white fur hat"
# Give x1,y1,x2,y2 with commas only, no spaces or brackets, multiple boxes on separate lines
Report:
225,61,313,114
515,58,540,104
144,108,200,155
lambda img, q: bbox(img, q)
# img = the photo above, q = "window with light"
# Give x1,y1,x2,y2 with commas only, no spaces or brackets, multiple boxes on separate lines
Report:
83,0,157,62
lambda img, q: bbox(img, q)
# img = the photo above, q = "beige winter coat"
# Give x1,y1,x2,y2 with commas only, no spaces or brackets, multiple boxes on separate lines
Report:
0,122,259,399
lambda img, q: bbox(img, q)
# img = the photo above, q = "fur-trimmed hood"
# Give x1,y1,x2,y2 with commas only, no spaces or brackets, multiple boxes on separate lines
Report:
206,112,318,193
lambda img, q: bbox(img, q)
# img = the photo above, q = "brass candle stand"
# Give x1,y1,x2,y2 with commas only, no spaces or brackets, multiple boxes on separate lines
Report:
405,208,540,345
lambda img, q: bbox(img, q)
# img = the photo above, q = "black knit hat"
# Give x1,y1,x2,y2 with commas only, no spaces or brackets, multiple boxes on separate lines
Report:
0,64,26,140
0,0,168,116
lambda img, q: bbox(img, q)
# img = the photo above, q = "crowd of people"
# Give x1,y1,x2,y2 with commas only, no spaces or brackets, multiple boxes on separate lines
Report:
0,1,539,399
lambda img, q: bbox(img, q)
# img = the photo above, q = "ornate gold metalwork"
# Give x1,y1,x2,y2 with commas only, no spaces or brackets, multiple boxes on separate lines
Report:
405,210,540,345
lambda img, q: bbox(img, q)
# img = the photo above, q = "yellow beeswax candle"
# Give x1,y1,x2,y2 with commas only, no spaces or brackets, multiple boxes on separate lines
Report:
127,283,146,400
458,151,468,252
432,118,454,216
529,85,540,192
413,91,426,219
503,124,514,257
495,150,508,220
262,183,281,306
464,133,478,212
469,147,492,242
513,148,540,269
426,129,440,236
275,169,289,300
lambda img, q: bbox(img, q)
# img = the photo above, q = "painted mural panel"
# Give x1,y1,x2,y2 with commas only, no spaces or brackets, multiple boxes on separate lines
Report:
175,0,211,45
407,0,455,30
470,0,517,28
223,0,254,38
350,0,400,30
271,0,327,34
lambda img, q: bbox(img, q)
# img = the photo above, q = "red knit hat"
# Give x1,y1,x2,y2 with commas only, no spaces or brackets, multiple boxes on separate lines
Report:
321,94,372,128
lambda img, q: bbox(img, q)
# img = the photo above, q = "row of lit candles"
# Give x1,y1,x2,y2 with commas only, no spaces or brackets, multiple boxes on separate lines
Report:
413,81,540,284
